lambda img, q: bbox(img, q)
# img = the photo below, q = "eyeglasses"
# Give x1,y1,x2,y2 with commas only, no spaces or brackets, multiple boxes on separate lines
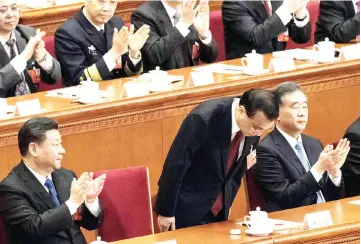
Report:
0,5,20,15
94,0,118,9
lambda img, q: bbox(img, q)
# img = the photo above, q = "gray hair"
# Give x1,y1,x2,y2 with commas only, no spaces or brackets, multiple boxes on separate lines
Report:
273,82,305,106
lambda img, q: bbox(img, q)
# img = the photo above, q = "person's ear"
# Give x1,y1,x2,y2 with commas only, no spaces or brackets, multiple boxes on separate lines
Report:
28,142,38,157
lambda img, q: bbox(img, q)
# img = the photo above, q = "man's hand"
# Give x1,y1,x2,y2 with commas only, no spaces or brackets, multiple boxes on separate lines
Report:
294,3,308,19
281,0,309,14
34,29,47,62
193,0,210,38
312,144,336,175
328,138,350,176
180,0,198,28
20,29,46,61
111,27,129,57
157,215,176,232
69,172,90,207
128,24,150,58
86,172,106,203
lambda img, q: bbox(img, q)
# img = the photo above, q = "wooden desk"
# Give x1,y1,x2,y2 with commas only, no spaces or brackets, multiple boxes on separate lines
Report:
110,197,360,244
0,46,359,242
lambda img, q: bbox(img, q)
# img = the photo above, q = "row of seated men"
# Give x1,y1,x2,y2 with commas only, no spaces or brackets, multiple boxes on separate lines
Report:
0,81,359,243
0,0,360,97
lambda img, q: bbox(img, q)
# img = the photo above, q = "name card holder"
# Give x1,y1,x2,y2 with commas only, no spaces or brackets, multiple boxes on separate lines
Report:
340,44,361,61
15,99,42,116
268,57,296,73
187,71,215,87
302,210,333,230
120,81,150,98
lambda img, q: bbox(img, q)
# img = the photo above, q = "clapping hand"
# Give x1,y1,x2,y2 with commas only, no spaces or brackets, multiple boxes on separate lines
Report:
193,0,210,38
128,24,150,58
86,172,106,203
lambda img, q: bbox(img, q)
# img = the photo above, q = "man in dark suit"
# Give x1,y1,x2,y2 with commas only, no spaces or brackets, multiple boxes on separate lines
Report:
55,0,150,87
131,0,218,72
222,0,311,60
155,89,279,231
0,0,61,97
315,0,360,43
0,117,106,244
254,82,349,212
341,118,360,197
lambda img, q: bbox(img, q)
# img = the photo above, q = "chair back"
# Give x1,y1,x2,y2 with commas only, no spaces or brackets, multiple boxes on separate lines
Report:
286,0,320,49
245,167,264,211
94,166,154,242
39,35,64,91
210,10,226,62
0,217,8,244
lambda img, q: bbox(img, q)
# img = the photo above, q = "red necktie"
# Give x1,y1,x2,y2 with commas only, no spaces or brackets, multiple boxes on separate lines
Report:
211,131,244,216
264,0,272,16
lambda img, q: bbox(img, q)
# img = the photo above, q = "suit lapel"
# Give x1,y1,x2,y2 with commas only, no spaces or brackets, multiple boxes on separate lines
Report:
0,44,10,67
75,9,106,54
252,1,269,22
218,100,233,177
14,29,26,54
104,22,115,52
302,136,320,167
18,161,56,209
51,170,70,205
273,129,306,176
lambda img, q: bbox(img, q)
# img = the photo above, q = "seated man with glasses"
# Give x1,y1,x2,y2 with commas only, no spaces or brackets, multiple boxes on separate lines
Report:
55,0,150,87
253,82,348,212
0,0,61,98
154,89,279,231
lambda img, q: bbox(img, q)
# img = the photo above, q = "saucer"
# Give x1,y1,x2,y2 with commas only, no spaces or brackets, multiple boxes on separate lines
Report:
314,57,341,63
77,97,105,104
245,228,273,237
243,68,270,76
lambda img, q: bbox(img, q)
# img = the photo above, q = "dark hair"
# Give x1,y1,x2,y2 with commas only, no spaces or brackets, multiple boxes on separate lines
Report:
18,117,59,157
274,82,305,106
239,89,279,120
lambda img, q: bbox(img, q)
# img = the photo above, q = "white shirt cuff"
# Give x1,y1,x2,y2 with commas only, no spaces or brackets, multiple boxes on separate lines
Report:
10,55,27,76
175,22,190,37
129,52,141,65
65,200,79,215
103,50,117,71
328,172,342,187
275,5,293,26
310,167,323,183
85,197,101,217
37,52,53,73
199,30,212,45
293,10,310,28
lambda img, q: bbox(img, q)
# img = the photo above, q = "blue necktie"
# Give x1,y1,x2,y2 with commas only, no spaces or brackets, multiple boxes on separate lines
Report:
294,141,325,203
44,178,60,207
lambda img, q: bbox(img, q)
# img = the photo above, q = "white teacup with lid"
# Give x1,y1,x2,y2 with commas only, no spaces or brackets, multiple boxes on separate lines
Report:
244,207,272,234
241,50,264,73
89,236,108,244
149,66,169,89
313,37,337,61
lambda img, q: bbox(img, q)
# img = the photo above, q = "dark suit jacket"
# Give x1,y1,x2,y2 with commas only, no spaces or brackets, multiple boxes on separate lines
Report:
155,97,259,229
315,0,360,43
222,0,311,60
341,118,360,197
131,1,219,72
55,8,142,87
0,162,101,244
254,129,344,212
0,25,61,98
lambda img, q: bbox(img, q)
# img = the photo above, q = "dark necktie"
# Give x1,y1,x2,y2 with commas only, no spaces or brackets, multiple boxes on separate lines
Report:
294,141,325,203
211,131,244,216
6,39,30,96
44,178,60,207
264,0,272,16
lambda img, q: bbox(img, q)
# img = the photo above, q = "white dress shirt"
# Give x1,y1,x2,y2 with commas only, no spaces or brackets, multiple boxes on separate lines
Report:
231,98,245,160
24,162,101,217
82,8,141,72
277,127,342,186
161,0,212,45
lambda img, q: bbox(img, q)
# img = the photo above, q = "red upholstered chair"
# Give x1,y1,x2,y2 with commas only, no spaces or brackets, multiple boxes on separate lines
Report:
39,36,64,91
0,217,8,244
209,10,226,62
245,167,264,211
286,0,320,50
94,166,154,242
